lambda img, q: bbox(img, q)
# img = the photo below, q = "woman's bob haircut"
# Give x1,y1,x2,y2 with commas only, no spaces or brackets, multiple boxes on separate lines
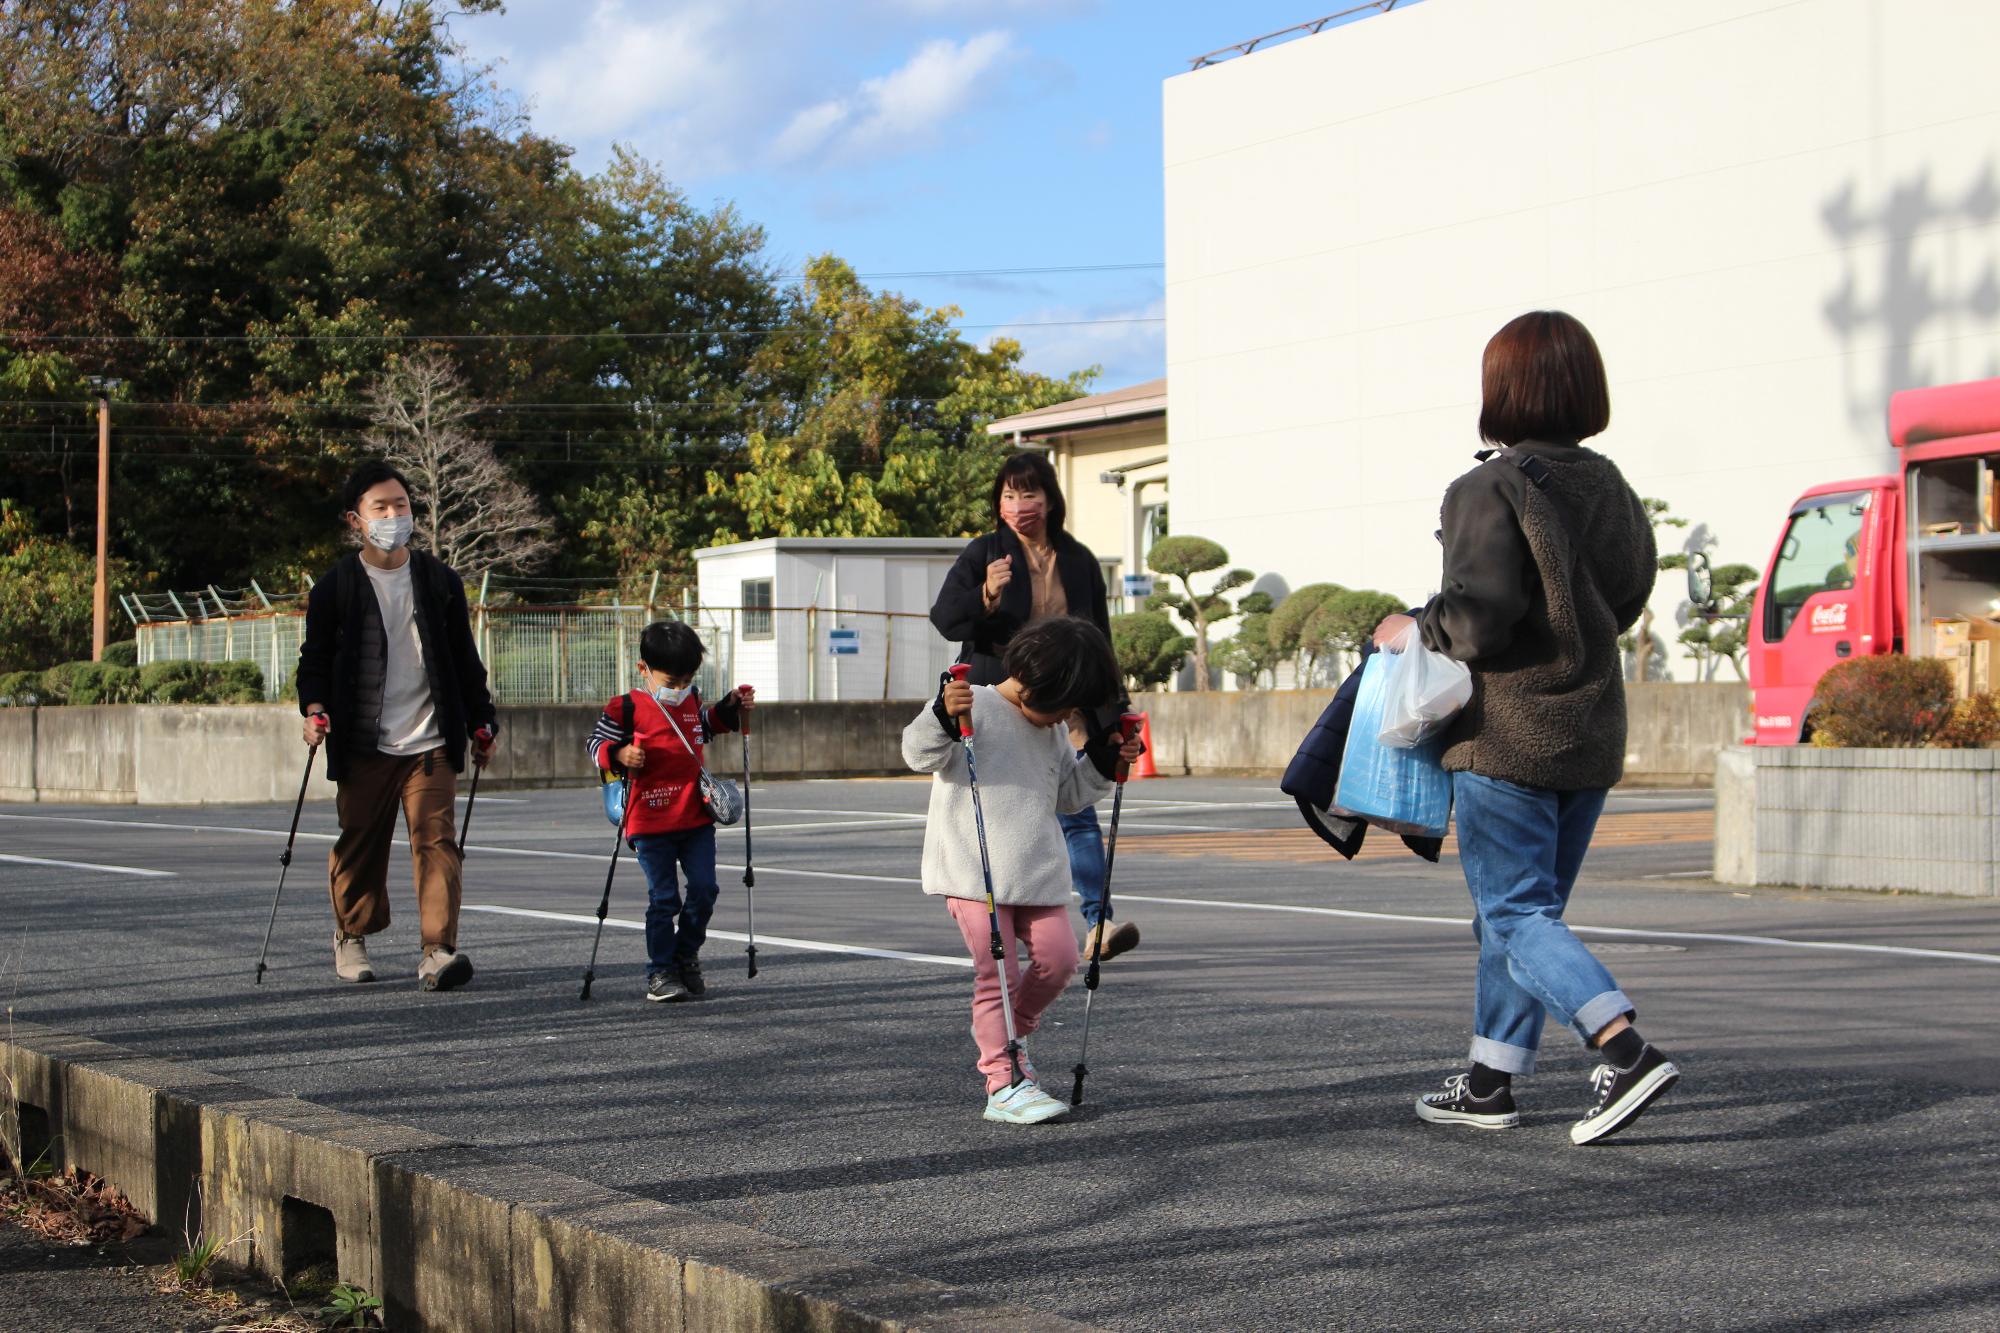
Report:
990,450,1068,537
1478,310,1611,447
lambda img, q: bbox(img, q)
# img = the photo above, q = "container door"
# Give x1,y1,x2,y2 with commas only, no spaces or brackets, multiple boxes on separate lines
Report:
1750,490,1876,743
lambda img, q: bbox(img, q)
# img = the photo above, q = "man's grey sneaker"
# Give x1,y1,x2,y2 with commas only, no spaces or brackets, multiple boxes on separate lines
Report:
1570,1045,1680,1146
646,969,687,1003
677,955,705,997
1415,1072,1520,1129
416,948,474,992
983,1080,1070,1125
333,935,375,984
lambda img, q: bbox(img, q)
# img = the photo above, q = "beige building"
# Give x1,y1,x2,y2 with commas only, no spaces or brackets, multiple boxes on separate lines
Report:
1164,0,2000,679
987,378,1169,612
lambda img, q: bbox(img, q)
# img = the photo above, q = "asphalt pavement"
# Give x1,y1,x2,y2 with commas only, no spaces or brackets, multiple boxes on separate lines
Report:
2,775,1997,1331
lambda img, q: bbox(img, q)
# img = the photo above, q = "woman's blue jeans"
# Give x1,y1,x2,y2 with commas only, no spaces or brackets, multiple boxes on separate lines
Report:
631,825,720,973
1452,772,1632,1075
1061,805,1110,927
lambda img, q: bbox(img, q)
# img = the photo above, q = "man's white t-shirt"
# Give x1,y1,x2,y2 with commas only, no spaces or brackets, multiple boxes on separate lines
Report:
363,559,443,755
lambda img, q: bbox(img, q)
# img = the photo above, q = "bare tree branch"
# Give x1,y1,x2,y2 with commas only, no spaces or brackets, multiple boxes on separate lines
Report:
363,350,555,578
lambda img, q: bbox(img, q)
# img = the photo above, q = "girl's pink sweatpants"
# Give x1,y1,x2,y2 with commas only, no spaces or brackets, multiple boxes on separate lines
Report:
945,898,1080,1093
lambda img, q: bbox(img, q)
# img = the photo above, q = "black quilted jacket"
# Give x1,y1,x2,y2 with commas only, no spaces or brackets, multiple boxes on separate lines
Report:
295,550,497,782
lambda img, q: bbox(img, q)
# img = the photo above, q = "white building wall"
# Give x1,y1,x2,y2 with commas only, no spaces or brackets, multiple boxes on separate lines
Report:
1164,0,2000,678
695,540,964,700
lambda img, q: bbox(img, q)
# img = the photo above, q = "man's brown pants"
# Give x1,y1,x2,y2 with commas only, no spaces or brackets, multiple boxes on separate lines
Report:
327,747,461,953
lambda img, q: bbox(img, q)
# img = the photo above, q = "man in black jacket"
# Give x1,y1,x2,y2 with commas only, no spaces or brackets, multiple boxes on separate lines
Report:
296,460,498,991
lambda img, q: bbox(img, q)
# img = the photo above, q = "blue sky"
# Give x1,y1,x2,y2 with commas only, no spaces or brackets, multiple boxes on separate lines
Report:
454,1,1389,392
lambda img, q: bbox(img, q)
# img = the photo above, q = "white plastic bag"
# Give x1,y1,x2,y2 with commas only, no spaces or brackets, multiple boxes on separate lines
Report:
1336,654,1453,837
1375,622,1472,749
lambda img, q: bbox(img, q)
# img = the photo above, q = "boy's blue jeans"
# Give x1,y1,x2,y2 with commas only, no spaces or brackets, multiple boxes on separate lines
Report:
631,826,720,974
1452,772,1632,1075
1062,806,1110,928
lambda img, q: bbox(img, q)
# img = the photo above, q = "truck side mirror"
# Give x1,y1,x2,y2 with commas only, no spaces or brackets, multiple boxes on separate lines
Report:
1686,552,1715,614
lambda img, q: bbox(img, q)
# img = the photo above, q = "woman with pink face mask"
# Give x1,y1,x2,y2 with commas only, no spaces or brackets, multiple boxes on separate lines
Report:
930,452,1142,964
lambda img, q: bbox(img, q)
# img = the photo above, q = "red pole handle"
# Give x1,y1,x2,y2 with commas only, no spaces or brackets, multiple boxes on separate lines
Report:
948,664,973,738
736,684,752,736
1115,712,1143,783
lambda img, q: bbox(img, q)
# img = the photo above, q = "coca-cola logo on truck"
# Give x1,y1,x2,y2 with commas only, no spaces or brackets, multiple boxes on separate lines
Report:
1809,602,1849,634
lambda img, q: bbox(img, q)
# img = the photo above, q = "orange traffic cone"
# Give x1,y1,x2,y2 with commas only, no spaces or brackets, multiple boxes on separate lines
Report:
1132,712,1158,779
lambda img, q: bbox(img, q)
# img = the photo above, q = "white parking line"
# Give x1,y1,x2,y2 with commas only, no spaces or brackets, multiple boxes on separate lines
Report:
1115,894,2000,966
462,904,968,967
9,812,1977,965
0,852,175,879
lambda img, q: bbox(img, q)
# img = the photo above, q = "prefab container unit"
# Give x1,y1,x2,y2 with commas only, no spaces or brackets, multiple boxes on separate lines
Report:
1165,0,2000,681
692,538,969,702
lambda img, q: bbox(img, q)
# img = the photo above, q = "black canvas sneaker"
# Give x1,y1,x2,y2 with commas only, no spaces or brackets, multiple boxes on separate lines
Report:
646,969,687,1003
1415,1072,1521,1129
1570,1045,1680,1145
677,955,705,998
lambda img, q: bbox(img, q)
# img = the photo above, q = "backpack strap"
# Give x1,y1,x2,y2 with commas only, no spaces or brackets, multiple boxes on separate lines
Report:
623,692,635,739
1476,445,1556,495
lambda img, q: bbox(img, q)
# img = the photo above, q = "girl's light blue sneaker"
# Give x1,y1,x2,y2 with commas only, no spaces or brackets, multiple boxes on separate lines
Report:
983,1080,1070,1125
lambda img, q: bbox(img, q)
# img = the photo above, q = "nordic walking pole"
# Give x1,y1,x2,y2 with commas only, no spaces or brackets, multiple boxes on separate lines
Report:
579,778,635,1002
950,665,1026,1088
255,720,323,985
1070,713,1144,1107
457,726,494,859
738,688,758,979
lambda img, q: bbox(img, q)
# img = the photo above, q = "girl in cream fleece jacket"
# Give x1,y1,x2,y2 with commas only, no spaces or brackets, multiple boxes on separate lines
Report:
902,617,1142,1125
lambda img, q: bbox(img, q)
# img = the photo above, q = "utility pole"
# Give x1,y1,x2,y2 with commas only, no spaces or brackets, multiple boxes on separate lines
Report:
92,389,110,661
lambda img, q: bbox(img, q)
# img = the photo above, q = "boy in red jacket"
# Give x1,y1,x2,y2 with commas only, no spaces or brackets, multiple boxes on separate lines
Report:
587,621,752,1002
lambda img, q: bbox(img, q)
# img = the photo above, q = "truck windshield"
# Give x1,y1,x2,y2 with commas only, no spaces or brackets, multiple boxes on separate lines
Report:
1765,491,1871,640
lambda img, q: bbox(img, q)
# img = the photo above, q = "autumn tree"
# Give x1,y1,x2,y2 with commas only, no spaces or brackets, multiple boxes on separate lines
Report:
363,352,553,578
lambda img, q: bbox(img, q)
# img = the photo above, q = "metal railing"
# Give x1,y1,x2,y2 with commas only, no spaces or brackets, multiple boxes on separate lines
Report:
129,600,958,704
1189,1,1406,69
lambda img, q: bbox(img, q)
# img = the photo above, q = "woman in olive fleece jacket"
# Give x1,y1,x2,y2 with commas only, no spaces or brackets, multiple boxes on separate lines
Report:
1388,311,1682,1148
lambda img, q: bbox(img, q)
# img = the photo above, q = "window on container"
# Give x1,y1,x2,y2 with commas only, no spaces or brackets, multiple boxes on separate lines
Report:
742,579,774,640
1764,491,1870,641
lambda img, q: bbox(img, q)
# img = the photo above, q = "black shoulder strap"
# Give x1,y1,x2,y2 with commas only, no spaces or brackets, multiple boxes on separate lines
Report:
622,692,635,739
1477,445,1556,494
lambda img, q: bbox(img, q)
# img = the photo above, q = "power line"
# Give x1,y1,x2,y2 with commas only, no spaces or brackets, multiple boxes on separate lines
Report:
786,262,1163,281
0,315,1164,344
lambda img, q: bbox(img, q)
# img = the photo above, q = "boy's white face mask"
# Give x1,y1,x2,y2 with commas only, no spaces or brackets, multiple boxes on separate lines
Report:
653,683,693,708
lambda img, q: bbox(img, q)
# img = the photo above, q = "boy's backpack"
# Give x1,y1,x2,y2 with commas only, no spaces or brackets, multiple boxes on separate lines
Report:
601,694,636,828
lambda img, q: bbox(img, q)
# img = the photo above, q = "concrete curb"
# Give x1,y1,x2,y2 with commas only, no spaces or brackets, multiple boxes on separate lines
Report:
2,1020,1095,1332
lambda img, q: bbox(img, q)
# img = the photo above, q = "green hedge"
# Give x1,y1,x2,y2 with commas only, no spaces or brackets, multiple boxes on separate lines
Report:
0,657,268,706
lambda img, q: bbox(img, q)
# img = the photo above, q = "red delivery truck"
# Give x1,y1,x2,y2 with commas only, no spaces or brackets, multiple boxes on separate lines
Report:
1691,376,2000,745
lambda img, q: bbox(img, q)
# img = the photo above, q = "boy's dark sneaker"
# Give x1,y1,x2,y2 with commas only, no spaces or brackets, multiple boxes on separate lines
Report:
1570,1045,1680,1146
1415,1072,1520,1129
677,955,705,998
646,969,686,1003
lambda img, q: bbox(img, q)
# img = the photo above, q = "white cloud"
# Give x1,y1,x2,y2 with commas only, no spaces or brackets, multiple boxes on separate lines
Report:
771,30,1017,166
498,1,746,174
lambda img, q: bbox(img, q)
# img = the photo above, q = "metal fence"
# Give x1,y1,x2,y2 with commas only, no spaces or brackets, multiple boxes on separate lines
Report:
129,601,957,704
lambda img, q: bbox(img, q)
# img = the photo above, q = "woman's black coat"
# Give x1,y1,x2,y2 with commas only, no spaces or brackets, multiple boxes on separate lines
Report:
929,526,1111,686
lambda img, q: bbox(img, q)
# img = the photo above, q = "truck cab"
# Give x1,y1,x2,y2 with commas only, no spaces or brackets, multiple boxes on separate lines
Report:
1737,377,2000,744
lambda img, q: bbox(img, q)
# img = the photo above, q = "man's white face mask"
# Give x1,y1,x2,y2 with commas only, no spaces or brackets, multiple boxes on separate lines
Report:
362,514,413,552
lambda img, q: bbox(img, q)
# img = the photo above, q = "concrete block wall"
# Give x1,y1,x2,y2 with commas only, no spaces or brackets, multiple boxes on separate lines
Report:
0,684,1745,804
1713,745,2000,896
1133,682,1748,783
0,701,924,805
0,1020,1095,1333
